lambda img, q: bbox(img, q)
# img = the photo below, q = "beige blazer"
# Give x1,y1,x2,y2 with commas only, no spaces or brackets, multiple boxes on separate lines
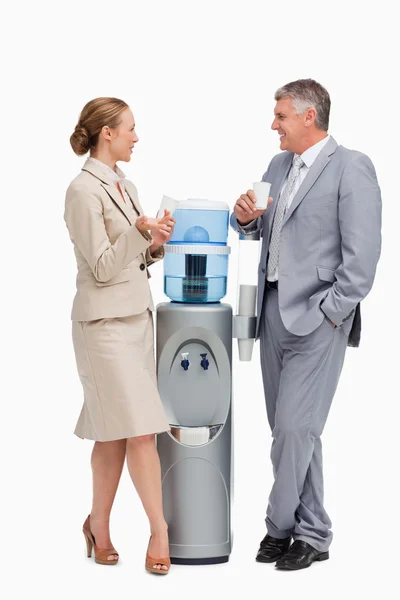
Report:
64,159,164,321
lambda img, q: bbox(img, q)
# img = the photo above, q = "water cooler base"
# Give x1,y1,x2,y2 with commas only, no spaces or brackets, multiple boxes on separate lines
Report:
157,302,233,565
171,556,229,565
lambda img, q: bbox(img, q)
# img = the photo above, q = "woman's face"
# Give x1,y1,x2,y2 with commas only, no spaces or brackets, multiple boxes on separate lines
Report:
106,107,139,162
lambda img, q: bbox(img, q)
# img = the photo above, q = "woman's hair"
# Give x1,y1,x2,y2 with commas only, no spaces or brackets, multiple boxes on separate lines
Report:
70,97,129,156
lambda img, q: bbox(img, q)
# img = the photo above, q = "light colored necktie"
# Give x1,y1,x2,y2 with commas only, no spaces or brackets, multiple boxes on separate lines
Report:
267,155,304,278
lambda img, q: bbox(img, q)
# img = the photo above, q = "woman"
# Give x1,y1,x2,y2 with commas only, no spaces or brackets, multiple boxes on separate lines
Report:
65,97,175,574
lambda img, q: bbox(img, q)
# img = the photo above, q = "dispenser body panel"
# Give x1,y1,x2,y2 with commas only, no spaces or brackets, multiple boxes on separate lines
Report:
156,303,233,563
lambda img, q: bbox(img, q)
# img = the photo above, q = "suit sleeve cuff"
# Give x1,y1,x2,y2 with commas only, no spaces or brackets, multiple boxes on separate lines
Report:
236,219,259,235
146,245,165,266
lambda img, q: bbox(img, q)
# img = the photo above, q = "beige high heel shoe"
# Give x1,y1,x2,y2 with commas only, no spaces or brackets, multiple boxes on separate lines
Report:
82,515,119,566
145,536,171,575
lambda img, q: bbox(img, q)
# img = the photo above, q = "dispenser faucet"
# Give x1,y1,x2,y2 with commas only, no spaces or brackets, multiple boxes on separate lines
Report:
181,352,190,371
200,353,209,370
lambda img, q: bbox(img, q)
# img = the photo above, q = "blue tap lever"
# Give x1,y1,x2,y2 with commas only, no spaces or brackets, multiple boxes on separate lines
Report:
181,352,190,371
200,353,209,370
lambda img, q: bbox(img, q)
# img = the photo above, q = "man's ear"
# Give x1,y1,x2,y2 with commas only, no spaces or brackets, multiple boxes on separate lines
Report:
304,107,317,128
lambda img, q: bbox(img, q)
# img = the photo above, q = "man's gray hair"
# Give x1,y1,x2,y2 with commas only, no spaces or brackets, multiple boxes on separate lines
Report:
275,79,330,131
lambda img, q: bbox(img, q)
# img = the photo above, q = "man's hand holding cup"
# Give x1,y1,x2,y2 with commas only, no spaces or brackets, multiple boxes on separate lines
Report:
234,184,273,226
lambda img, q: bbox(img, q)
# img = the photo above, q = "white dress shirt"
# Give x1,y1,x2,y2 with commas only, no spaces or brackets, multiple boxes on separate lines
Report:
268,135,331,281
87,157,138,218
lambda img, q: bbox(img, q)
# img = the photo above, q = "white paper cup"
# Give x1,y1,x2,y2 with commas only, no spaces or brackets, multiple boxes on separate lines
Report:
253,181,271,210
157,195,179,218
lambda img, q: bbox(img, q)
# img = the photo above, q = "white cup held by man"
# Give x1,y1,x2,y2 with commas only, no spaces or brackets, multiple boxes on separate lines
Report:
253,182,271,210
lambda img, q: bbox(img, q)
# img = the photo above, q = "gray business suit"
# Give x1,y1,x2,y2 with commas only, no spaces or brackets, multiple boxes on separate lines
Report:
230,136,382,550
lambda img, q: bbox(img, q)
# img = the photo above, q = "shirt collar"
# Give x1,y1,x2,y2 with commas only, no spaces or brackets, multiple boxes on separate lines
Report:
87,157,126,183
294,134,331,169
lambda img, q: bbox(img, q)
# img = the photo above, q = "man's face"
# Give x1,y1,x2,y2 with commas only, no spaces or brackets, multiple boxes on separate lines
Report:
271,97,306,153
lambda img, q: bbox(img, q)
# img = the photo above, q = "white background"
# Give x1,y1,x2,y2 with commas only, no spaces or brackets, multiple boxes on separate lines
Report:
2,0,399,598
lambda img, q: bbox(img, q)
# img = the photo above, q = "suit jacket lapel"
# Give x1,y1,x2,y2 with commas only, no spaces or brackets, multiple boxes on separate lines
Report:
124,180,143,216
264,153,293,246
82,159,135,225
100,181,134,225
282,136,338,226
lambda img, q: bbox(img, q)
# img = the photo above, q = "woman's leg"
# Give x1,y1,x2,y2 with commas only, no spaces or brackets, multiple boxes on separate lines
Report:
126,434,169,570
89,439,127,560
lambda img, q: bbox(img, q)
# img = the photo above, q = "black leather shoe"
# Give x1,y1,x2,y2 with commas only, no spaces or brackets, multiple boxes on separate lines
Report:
256,534,292,563
275,540,329,570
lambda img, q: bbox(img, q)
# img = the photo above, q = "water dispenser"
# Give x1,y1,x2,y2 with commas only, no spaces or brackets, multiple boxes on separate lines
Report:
156,197,259,564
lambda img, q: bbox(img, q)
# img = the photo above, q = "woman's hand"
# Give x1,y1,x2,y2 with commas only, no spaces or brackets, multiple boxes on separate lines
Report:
136,210,176,252
150,210,176,251
136,210,175,236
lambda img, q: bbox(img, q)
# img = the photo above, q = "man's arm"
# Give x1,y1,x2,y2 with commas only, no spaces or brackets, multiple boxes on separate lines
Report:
230,212,263,235
320,153,382,326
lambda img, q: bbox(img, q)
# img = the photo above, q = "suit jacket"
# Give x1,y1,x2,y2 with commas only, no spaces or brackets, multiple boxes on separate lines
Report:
64,159,164,321
230,137,382,347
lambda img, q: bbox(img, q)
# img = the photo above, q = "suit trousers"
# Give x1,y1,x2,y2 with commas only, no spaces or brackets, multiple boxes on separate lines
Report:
260,286,348,551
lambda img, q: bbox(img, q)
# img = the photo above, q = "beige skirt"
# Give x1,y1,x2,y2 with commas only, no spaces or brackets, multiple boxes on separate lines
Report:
72,309,170,441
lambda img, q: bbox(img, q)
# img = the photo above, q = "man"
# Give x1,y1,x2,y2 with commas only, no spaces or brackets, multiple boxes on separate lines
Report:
230,79,381,570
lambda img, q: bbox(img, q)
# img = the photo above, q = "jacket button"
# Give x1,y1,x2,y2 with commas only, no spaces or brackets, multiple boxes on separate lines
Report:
140,263,145,271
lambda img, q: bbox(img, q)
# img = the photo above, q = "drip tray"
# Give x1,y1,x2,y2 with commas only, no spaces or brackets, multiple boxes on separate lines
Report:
169,424,223,446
